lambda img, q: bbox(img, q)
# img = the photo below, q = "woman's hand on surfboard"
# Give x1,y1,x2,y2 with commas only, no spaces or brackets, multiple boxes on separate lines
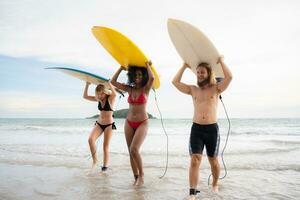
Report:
217,55,225,64
145,60,152,67
120,66,126,70
183,63,191,69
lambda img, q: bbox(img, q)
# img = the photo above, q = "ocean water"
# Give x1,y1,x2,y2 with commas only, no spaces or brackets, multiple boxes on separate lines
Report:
0,118,299,200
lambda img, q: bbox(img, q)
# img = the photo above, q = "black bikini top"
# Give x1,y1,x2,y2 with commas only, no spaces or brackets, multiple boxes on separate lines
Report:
98,97,113,111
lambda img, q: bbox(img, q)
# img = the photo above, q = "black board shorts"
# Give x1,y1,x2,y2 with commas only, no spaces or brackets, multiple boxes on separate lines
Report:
189,122,220,157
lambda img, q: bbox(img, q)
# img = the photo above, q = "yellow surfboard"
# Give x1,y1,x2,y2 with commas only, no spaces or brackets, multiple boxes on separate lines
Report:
92,26,160,89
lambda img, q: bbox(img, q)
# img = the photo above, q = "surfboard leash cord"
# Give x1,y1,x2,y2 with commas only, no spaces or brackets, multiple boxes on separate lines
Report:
208,94,231,185
153,89,169,179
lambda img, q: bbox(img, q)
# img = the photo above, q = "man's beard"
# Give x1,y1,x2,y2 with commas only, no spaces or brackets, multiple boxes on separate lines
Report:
197,78,210,87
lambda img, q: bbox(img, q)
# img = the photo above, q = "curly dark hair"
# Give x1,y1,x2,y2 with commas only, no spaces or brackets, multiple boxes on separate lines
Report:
127,66,149,87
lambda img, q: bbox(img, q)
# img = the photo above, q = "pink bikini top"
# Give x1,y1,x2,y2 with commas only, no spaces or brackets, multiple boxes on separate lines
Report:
127,90,147,104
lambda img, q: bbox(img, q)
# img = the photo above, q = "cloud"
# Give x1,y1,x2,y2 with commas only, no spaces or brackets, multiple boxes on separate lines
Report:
1,0,300,118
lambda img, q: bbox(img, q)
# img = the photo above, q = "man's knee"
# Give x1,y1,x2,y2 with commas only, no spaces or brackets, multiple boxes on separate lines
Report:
190,155,201,167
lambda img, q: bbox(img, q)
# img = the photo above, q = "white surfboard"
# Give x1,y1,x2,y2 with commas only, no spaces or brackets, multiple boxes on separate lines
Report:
167,18,224,78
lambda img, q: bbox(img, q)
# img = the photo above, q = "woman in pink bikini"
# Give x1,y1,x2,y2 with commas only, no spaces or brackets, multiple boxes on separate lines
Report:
111,61,154,186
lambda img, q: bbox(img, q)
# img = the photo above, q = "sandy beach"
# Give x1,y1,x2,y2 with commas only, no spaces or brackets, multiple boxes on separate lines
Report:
0,118,299,200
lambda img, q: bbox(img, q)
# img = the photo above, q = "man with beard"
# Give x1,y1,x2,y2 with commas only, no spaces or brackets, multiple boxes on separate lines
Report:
172,55,232,198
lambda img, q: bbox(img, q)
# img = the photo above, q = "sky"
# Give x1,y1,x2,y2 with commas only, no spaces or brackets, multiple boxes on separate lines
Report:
0,0,300,118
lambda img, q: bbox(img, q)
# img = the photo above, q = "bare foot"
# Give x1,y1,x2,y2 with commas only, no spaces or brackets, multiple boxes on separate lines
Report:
133,175,138,186
133,179,138,186
86,161,98,176
135,175,144,187
184,195,197,200
212,184,219,193
99,166,108,176
99,171,108,176
91,161,99,170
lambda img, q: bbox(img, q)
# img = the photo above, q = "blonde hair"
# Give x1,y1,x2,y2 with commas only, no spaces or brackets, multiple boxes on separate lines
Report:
197,62,216,86
95,84,112,95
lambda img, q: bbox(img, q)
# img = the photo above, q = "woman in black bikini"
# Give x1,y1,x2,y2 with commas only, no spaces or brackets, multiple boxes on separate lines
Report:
83,81,116,173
